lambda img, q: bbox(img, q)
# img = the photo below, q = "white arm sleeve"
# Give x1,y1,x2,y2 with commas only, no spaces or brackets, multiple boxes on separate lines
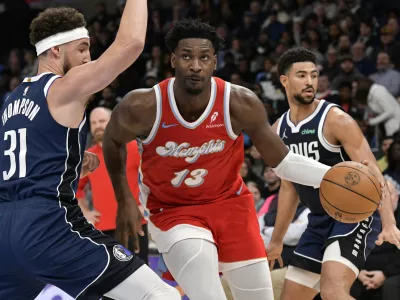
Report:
272,151,331,188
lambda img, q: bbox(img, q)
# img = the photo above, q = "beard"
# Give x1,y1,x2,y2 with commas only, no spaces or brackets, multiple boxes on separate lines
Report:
63,53,72,74
92,130,104,143
184,81,203,95
294,93,315,105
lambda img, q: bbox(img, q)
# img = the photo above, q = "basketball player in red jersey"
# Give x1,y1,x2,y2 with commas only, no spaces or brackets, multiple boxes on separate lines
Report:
103,19,364,300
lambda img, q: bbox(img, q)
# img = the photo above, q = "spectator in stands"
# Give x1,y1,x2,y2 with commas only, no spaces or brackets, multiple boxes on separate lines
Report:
321,47,340,82
337,80,354,112
354,77,400,136
370,51,400,97
350,179,400,300
379,25,400,70
260,165,281,200
357,19,379,58
384,138,400,191
315,73,339,104
378,136,395,172
76,107,148,264
239,157,264,187
338,34,352,55
97,86,119,110
388,17,400,41
247,181,265,215
20,49,37,78
331,54,363,90
352,41,376,76
2,76,21,103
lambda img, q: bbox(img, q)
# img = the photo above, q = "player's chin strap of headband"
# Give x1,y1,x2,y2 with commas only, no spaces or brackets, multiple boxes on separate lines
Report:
35,27,89,56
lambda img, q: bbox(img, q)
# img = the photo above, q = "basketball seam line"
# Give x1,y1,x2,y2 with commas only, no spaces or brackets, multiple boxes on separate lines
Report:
320,190,376,215
333,165,381,198
322,179,379,206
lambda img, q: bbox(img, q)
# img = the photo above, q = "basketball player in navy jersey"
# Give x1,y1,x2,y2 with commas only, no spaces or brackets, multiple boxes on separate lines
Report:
266,48,400,300
0,3,181,300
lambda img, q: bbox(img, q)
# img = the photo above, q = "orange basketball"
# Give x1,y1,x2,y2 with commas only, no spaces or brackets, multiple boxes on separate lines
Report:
319,161,381,223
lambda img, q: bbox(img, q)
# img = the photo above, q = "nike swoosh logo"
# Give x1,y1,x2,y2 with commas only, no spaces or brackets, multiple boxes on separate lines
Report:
162,122,178,128
236,183,244,195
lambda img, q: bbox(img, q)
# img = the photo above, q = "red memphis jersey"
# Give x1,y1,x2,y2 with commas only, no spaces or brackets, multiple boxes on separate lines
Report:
138,77,250,214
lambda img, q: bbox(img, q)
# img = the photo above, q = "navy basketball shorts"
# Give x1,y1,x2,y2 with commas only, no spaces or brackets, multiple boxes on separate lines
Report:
0,198,144,300
289,211,381,276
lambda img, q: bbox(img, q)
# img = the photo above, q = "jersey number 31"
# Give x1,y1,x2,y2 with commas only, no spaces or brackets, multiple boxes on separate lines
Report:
3,129,27,180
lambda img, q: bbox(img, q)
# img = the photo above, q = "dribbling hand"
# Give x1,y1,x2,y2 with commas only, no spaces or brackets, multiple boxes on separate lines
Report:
361,160,400,249
266,240,284,270
115,195,145,253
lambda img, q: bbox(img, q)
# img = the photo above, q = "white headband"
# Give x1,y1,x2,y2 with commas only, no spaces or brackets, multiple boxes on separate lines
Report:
35,27,89,56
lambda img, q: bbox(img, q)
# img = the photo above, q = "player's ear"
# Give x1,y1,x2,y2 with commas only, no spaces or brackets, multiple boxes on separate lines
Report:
50,46,61,58
213,54,217,70
280,74,288,89
171,53,176,68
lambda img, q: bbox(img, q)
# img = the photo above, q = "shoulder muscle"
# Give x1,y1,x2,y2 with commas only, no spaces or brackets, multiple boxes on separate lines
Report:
107,88,156,144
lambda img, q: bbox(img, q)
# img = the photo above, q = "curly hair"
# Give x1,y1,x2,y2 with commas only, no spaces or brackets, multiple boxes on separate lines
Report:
165,19,224,53
30,7,86,47
277,47,317,76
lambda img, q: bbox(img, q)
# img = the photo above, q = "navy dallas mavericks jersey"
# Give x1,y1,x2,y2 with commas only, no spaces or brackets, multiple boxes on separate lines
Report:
0,72,88,204
277,100,381,275
0,73,144,300
277,99,351,214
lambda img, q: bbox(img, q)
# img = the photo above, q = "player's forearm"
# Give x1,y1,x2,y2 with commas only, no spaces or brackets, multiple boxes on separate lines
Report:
378,185,396,227
272,151,331,188
115,0,147,49
102,137,131,203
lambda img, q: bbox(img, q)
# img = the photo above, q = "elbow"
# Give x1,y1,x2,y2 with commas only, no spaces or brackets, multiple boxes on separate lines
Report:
123,38,145,57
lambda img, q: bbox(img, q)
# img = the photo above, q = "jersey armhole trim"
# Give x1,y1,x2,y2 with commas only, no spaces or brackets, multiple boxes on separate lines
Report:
318,103,341,153
276,115,284,135
223,82,238,140
44,75,62,97
142,84,162,145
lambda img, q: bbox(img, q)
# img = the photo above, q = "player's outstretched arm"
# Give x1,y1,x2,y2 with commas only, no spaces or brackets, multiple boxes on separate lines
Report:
103,89,156,249
52,0,147,104
325,108,400,247
230,85,331,188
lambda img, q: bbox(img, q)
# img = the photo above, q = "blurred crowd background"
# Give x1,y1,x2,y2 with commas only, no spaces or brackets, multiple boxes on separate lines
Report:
1,0,400,300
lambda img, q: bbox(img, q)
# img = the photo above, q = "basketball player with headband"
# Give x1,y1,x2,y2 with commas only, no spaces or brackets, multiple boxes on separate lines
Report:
0,2,180,300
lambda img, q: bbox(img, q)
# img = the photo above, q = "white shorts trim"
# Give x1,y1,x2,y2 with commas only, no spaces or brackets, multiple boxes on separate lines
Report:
286,241,359,292
285,265,321,292
322,240,359,277
148,221,215,253
148,221,267,272
219,258,267,273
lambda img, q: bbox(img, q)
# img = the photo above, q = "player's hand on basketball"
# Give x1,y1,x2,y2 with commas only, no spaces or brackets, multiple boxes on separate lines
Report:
376,224,400,249
116,195,144,253
80,151,100,178
266,240,284,270
360,160,387,209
